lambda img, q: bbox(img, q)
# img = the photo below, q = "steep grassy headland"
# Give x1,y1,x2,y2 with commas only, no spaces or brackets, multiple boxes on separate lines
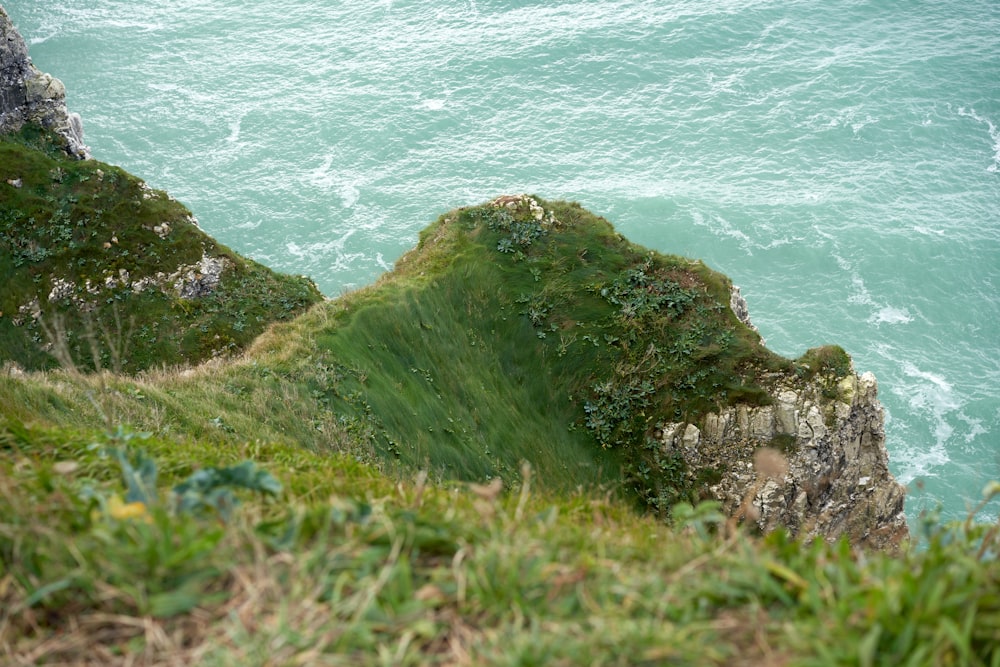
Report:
0,191,895,521
3,192,996,663
1,8,997,658
0,128,322,372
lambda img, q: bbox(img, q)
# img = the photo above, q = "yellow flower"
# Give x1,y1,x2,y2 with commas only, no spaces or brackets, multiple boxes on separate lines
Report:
107,494,151,522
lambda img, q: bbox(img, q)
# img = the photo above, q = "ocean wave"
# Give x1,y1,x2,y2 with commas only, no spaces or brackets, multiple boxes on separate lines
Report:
869,306,913,326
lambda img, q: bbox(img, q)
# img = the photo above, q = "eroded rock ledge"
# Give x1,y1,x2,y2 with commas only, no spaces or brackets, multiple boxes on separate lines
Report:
1,6,89,158
661,343,908,550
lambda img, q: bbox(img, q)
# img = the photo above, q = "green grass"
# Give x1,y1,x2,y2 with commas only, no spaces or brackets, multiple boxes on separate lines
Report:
0,129,322,373
1,418,997,665
0,192,876,514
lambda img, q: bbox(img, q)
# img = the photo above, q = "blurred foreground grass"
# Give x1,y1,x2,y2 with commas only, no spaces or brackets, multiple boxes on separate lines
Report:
1,418,997,666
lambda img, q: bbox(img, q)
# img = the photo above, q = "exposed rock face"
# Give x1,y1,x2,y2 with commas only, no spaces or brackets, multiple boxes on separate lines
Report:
729,285,759,336
173,253,229,299
0,6,89,158
661,309,908,549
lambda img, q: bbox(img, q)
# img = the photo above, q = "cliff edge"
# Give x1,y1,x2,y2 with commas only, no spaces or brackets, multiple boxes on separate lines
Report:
318,196,909,548
1,6,89,159
0,6,907,547
0,9,322,372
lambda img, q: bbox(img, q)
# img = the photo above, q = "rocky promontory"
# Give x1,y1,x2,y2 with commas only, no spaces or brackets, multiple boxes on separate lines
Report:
659,339,908,550
1,6,88,158
384,197,910,548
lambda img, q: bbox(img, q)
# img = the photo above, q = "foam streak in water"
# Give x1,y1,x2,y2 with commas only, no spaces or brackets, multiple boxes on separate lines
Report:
957,107,1000,173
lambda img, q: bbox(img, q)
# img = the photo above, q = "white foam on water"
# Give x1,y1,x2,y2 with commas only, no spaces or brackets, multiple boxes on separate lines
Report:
845,273,875,307
690,210,756,255
956,412,987,445
301,160,363,208
28,31,58,45
869,305,913,326
226,113,244,143
957,106,1000,173
419,98,446,111
835,253,914,326
305,155,335,190
851,115,877,136
893,445,950,486
286,229,365,275
885,359,966,484
339,183,360,209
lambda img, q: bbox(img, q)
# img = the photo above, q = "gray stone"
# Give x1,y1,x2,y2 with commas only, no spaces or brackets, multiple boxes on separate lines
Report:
172,253,229,299
729,285,759,334
0,6,90,158
658,364,909,550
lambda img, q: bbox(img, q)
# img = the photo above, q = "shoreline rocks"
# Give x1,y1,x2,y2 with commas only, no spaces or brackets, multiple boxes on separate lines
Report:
1,6,90,158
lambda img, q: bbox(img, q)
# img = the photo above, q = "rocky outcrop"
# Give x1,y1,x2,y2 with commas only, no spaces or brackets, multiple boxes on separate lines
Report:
660,348,908,550
0,6,89,158
729,285,759,336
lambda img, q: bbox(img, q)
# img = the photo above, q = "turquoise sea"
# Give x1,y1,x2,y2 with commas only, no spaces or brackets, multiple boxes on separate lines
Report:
5,0,999,525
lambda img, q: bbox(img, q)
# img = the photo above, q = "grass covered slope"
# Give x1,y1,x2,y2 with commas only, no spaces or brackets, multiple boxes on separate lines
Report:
1,418,998,665
0,195,852,507
0,195,997,664
305,196,844,509
0,128,322,373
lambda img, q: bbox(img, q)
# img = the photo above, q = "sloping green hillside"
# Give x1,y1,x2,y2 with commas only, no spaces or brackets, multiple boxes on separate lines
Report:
247,196,845,509
1,193,843,507
0,128,322,373
1,188,997,664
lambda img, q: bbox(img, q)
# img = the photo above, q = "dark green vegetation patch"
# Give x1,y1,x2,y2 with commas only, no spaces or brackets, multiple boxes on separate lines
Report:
0,130,322,373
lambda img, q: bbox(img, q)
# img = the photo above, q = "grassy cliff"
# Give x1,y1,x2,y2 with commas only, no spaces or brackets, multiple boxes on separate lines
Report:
1,152,997,664
0,191,850,510
0,128,322,373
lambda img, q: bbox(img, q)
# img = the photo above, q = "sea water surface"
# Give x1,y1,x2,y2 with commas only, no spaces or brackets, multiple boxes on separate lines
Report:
5,0,998,525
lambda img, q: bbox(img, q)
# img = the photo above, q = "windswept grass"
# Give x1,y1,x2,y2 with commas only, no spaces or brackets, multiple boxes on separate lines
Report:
0,195,880,513
5,173,995,664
